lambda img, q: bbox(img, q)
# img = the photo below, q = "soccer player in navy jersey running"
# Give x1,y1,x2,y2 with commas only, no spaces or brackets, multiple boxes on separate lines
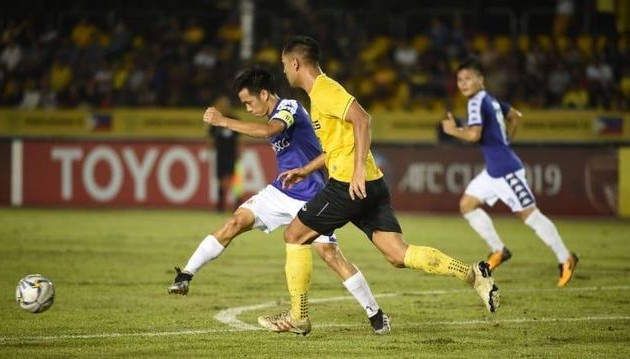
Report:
441,58,578,287
167,67,391,334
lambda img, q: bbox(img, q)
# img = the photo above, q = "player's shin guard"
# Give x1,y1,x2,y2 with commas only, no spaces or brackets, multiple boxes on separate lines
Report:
403,245,472,281
285,244,312,320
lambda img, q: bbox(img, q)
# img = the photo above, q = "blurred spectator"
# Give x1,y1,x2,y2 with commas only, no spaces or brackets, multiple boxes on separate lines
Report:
553,0,575,37
562,83,589,109
0,37,22,73
0,3,627,112
585,56,614,109
546,61,572,107
182,17,205,47
427,17,449,49
108,19,132,57
71,17,98,48
594,0,617,37
393,39,419,74
49,57,73,94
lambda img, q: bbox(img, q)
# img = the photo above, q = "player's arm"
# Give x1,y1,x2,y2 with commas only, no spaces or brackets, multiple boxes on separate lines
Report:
278,153,326,189
441,112,481,143
345,99,370,200
203,107,285,138
505,107,522,141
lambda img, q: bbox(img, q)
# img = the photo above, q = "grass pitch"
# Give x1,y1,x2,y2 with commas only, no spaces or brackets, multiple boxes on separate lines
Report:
1,208,629,358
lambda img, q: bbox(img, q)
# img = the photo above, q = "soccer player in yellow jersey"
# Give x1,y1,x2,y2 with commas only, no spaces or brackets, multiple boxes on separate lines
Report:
257,36,500,335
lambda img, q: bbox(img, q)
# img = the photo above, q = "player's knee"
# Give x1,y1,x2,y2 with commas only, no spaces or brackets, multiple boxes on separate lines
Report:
459,196,476,214
384,254,406,268
283,227,304,244
222,216,246,236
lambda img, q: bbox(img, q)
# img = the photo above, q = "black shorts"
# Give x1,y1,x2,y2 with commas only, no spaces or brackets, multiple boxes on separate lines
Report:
297,177,402,241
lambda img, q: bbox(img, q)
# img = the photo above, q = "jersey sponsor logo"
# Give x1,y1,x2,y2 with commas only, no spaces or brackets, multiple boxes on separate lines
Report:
271,137,291,153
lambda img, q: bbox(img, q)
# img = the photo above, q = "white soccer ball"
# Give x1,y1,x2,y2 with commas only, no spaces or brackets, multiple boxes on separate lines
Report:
15,274,55,313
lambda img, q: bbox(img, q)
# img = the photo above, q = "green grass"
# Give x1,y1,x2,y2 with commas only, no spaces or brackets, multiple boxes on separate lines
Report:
1,208,629,358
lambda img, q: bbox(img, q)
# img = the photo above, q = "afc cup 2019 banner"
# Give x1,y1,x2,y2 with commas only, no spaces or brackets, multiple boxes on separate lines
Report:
0,139,622,216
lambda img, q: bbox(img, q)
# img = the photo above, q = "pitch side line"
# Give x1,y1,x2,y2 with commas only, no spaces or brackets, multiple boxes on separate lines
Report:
2,315,629,345
214,285,630,330
2,286,629,344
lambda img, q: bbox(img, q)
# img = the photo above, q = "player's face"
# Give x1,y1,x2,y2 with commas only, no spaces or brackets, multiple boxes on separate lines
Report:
238,88,267,117
457,68,484,97
281,53,297,86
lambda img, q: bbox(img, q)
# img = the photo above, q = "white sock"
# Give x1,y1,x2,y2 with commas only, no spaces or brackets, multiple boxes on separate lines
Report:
464,208,505,252
342,271,380,318
183,235,225,275
525,209,570,263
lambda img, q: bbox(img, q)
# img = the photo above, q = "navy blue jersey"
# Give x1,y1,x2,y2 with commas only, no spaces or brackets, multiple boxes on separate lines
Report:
467,90,524,177
267,99,326,201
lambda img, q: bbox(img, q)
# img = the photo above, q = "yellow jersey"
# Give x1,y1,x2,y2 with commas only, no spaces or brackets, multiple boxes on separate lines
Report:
309,74,383,182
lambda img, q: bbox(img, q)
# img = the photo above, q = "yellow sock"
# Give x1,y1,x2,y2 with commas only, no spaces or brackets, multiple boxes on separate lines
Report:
285,243,312,320
403,245,472,282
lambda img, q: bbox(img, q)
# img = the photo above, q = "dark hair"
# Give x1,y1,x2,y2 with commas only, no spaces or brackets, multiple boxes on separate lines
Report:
457,57,484,76
233,67,276,95
283,36,320,65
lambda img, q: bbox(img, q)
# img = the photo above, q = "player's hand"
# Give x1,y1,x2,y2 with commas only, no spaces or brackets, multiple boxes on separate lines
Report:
441,112,457,135
349,171,366,200
278,168,308,189
203,107,224,126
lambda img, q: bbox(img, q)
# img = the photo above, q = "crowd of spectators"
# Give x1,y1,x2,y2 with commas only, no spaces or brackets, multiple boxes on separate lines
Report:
1,4,628,112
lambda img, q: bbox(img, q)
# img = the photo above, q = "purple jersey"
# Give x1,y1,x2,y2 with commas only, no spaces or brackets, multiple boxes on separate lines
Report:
467,90,523,177
267,99,326,201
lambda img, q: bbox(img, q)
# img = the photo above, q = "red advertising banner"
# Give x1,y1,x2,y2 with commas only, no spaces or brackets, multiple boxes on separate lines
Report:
9,139,619,216
19,140,277,208
0,140,11,205
373,145,618,216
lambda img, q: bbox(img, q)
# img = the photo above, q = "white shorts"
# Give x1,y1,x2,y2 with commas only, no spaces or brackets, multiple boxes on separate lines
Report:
239,185,337,244
465,169,536,212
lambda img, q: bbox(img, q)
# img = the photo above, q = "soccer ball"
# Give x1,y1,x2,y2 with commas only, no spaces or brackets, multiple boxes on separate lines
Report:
15,274,55,313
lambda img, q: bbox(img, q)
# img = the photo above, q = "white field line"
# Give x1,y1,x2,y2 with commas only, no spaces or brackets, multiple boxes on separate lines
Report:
214,285,630,330
2,286,629,344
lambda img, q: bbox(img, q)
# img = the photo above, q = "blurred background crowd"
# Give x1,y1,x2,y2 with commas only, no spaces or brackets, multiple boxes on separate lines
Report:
1,0,629,112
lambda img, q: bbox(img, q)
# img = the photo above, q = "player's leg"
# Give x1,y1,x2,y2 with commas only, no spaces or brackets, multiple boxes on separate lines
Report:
364,178,498,312
257,217,318,335
167,207,255,295
313,239,390,335
462,170,511,270
259,181,352,335
371,231,499,313
499,169,578,286
517,206,578,287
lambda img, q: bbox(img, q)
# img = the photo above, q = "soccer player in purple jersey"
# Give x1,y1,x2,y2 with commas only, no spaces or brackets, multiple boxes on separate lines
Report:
168,67,390,334
441,58,578,287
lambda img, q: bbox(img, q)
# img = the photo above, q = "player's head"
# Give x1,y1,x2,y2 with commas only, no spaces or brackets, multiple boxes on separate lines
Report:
281,36,321,86
456,57,485,97
234,67,278,117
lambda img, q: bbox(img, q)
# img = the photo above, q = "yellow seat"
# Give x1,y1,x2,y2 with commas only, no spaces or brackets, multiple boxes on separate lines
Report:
536,34,552,51
412,35,431,54
518,35,530,52
494,35,513,55
471,34,489,52
554,36,569,52
576,35,593,55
